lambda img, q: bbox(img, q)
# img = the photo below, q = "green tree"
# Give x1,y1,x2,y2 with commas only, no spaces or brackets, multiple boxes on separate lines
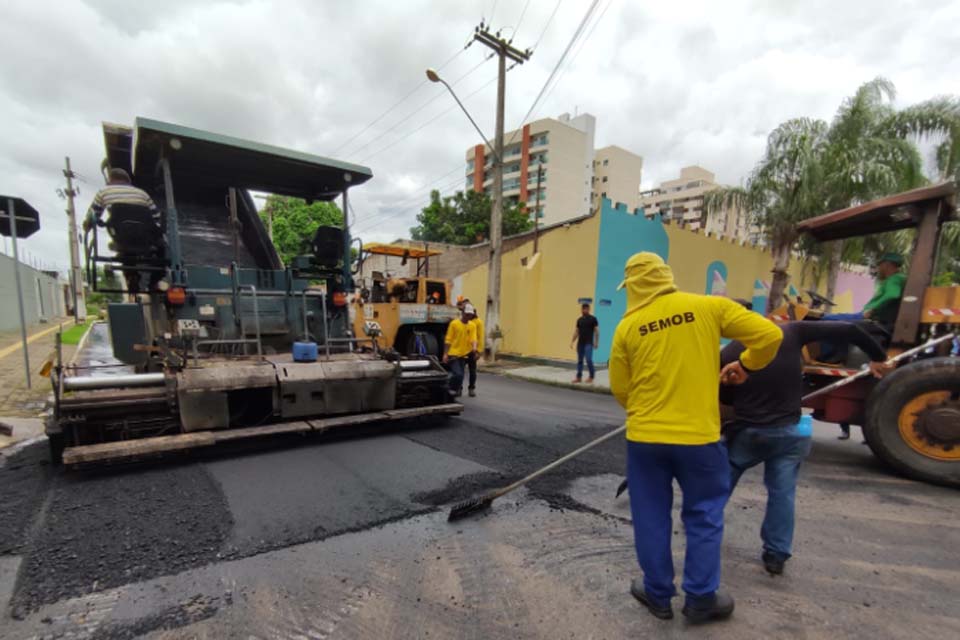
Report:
410,189,534,245
259,195,343,264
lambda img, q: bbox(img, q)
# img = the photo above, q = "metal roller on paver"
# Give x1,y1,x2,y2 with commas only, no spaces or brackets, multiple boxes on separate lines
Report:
765,182,960,488
46,118,461,467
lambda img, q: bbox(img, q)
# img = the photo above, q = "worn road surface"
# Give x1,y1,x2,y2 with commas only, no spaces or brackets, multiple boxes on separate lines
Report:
2,373,959,639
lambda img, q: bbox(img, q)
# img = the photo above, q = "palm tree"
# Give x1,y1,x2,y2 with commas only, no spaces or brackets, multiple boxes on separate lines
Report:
704,117,828,311
706,79,959,311
818,78,927,298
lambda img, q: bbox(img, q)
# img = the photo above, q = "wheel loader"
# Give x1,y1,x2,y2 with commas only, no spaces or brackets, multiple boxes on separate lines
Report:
768,181,959,487
353,243,459,357
46,118,461,467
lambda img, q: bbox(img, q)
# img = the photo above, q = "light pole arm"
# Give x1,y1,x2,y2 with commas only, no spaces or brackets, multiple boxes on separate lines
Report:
436,78,502,166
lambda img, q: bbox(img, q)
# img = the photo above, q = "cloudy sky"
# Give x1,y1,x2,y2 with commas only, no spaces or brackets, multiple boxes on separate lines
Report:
1,0,957,273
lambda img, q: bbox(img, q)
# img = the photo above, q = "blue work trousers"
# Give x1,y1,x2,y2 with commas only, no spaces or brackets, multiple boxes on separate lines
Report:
576,342,595,379
727,423,812,560
446,356,466,394
626,441,730,608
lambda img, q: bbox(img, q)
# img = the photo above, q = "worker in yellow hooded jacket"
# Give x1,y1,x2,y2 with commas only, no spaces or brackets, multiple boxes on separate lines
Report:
609,252,782,624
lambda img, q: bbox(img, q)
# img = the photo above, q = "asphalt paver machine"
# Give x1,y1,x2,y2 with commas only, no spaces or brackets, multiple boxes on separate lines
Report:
48,118,460,467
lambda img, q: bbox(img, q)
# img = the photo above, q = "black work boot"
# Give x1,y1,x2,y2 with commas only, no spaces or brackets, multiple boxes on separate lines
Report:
762,551,786,575
681,591,734,624
630,578,673,620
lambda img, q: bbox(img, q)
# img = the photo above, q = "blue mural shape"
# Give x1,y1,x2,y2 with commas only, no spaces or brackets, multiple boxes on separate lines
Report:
592,199,670,362
752,278,769,314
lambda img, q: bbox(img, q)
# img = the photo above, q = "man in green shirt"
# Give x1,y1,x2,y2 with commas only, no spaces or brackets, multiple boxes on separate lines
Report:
826,253,906,326
819,253,904,370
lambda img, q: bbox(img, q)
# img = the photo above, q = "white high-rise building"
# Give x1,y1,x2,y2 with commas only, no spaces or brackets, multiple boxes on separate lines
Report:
464,112,642,227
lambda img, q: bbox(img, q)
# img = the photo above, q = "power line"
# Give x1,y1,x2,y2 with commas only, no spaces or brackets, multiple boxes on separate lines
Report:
344,54,494,161
329,44,470,156
536,0,613,113
532,0,563,51
506,0,598,146
513,0,533,40
357,72,500,164
353,174,467,236
352,165,465,231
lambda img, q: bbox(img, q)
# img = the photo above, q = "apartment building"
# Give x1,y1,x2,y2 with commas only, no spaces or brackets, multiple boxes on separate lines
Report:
464,113,643,227
591,145,643,211
638,165,760,243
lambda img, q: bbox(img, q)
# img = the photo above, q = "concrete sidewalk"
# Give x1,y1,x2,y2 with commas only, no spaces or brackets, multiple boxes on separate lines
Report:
0,317,80,448
502,364,612,394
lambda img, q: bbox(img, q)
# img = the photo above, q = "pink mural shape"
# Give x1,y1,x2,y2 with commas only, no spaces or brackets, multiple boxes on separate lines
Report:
836,270,875,311
711,270,728,295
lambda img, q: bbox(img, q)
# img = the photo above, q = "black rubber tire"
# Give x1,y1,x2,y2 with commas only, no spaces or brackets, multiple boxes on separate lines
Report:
864,357,960,488
404,330,440,357
48,432,65,466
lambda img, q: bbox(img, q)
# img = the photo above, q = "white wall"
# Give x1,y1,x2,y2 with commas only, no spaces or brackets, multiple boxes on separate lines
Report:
0,253,66,330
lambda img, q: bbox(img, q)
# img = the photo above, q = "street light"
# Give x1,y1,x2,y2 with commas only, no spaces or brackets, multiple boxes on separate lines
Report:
425,68,501,164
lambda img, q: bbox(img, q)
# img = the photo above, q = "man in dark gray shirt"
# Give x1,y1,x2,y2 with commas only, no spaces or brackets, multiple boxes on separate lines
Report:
720,321,889,575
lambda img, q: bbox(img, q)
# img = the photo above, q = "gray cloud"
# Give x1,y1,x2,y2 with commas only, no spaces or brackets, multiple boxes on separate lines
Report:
0,0,957,272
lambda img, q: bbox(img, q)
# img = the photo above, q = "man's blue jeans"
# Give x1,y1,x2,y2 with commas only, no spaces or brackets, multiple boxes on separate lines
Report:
727,423,812,560
576,343,595,379
446,357,466,394
627,441,730,608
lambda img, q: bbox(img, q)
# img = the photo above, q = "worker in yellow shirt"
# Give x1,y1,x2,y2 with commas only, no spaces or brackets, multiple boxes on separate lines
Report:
444,303,478,398
609,252,782,624
459,298,484,397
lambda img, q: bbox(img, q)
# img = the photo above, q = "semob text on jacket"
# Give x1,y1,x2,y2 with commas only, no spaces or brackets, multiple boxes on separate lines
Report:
609,252,783,445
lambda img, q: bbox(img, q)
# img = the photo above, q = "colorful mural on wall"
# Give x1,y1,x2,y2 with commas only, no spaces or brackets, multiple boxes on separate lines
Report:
452,198,875,363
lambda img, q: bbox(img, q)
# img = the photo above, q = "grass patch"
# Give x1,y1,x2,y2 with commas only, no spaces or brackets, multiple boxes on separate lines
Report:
60,321,93,345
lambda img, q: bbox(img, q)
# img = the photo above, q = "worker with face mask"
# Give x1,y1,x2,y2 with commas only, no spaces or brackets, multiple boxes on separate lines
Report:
609,252,783,624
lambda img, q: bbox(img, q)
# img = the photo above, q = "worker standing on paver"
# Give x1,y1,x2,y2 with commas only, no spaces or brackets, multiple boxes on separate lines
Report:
443,303,477,399
720,320,890,575
609,252,782,623
570,303,599,384
83,168,157,230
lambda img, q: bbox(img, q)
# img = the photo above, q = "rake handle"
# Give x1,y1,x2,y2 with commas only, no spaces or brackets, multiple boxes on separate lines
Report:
490,424,627,500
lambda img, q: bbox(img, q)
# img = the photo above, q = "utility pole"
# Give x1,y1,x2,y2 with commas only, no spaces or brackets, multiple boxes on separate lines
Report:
533,163,543,254
473,24,530,361
62,157,87,323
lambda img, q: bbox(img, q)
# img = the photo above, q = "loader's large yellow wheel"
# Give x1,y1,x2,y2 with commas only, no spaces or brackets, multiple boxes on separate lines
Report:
864,357,960,488
898,392,960,461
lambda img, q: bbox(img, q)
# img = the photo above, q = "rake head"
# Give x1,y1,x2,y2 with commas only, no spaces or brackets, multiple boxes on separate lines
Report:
447,495,494,521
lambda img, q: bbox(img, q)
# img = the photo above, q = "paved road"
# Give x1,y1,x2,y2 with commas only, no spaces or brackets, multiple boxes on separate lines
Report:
1,374,959,639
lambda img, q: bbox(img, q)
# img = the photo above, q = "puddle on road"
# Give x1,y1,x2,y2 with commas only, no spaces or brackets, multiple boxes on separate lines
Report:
70,322,134,377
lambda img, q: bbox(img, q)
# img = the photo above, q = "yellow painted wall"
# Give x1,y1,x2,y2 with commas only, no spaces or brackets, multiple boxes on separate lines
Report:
459,215,601,360
456,211,856,362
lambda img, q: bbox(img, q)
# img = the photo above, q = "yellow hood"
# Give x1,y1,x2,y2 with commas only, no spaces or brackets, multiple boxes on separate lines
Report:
617,252,677,316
